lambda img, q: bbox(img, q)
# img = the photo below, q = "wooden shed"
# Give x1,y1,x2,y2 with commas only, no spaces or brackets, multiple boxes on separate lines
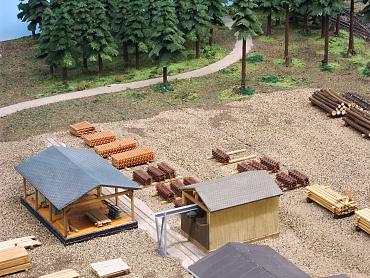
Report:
181,171,283,252
16,146,141,245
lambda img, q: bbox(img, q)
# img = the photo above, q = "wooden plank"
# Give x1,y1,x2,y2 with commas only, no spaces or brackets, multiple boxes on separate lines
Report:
91,258,130,278
39,269,80,278
0,262,31,276
0,236,41,251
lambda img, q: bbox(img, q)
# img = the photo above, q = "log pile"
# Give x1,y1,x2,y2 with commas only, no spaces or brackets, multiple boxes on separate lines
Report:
174,199,184,208
94,138,137,158
156,184,175,202
276,172,297,190
343,92,370,111
260,156,280,173
343,107,370,139
237,162,257,173
69,121,96,137
306,185,358,217
132,169,152,186
355,208,370,235
40,269,80,278
288,170,310,186
111,147,155,169
309,89,353,117
183,177,199,186
211,148,230,163
157,162,176,179
170,179,185,197
83,131,116,147
147,166,166,182
0,246,31,276
85,209,112,227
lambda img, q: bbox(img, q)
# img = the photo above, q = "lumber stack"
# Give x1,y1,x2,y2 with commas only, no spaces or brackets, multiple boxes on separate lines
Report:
170,179,185,197
105,202,123,220
0,246,31,277
69,121,96,137
111,147,155,169
132,169,152,186
147,166,166,182
237,162,257,173
94,138,137,158
183,177,199,186
156,184,175,202
83,131,116,147
306,185,358,217
91,258,130,277
0,236,41,251
355,208,370,235
343,92,370,111
211,148,230,163
40,269,80,278
174,199,184,208
260,156,280,173
309,89,353,117
157,162,176,179
288,170,310,186
85,209,112,227
276,172,297,190
343,107,370,139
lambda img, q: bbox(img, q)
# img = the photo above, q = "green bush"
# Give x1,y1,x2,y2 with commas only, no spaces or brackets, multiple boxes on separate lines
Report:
362,63,370,76
319,63,340,73
247,54,264,63
257,75,281,83
239,87,255,96
151,83,175,93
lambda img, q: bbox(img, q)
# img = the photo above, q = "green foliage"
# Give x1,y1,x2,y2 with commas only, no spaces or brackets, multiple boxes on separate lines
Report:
239,86,256,95
36,8,55,59
319,62,340,72
112,0,129,42
202,45,221,58
361,62,370,76
272,58,306,67
173,91,199,102
125,0,149,48
151,83,175,93
310,0,345,17
258,75,281,83
207,0,227,27
256,0,281,17
231,0,263,39
18,0,49,33
247,54,264,63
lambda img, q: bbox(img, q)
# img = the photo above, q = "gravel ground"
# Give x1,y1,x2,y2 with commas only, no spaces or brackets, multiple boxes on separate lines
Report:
1,88,369,277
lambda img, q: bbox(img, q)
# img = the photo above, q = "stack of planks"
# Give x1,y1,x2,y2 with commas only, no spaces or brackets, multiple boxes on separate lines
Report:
132,169,152,186
183,177,199,185
105,202,122,220
111,147,155,169
157,162,176,179
91,258,130,277
156,184,175,202
85,209,112,227
170,179,185,197
0,246,31,276
40,269,80,278
147,166,166,182
260,156,280,173
306,185,358,217
343,107,370,139
0,236,41,251
83,131,116,147
355,208,370,235
94,138,137,158
309,89,353,117
69,121,96,137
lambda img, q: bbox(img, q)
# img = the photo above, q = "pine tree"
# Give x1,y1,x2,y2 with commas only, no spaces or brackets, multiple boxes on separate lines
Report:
18,0,49,37
360,0,370,22
296,0,313,33
125,0,150,69
149,0,185,83
257,0,281,36
348,0,356,55
101,0,118,31
113,0,130,62
231,0,263,89
178,0,211,58
207,0,227,45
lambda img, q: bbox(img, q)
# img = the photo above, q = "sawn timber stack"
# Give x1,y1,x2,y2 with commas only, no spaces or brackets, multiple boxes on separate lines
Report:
94,138,137,158
111,147,155,169
0,246,31,277
355,208,370,235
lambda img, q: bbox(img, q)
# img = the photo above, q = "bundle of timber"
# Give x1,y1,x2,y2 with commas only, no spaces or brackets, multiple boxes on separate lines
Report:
94,138,137,158
157,162,176,179
40,269,80,278
306,185,358,217
309,89,353,117
288,170,310,186
211,148,230,163
85,209,112,227
343,107,370,139
276,172,297,190
111,147,155,169
91,258,130,277
183,177,199,186
69,121,96,137
343,92,370,111
355,208,370,235
147,166,166,182
174,199,184,208
156,184,175,202
237,162,257,173
0,246,31,277
105,202,122,220
83,131,116,147
132,169,152,186
170,179,185,197
0,236,41,251
260,156,280,173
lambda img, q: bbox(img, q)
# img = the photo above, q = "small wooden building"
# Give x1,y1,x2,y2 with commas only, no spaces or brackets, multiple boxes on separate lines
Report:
16,146,141,245
181,171,283,252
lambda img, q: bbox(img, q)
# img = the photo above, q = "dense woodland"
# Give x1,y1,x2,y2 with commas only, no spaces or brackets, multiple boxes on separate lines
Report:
17,0,370,90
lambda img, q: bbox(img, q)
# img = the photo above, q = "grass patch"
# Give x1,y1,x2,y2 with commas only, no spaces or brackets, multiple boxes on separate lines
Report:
319,63,341,73
239,86,256,96
257,75,309,88
172,91,199,102
257,75,282,83
151,83,175,93
246,54,264,63
272,58,306,68
218,88,251,101
259,36,276,43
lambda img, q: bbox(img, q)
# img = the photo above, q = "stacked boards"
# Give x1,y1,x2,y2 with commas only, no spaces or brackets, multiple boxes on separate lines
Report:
40,269,80,278
69,121,96,137
0,246,31,276
91,258,130,277
0,236,41,250
355,208,370,235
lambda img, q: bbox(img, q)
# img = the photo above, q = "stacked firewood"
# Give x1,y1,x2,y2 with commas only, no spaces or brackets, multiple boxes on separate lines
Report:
343,92,370,111
309,89,353,117
158,162,176,179
170,179,185,197
276,172,297,190
260,156,280,173
211,148,230,163
288,170,310,186
343,107,370,139
156,184,175,202
276,170,310,191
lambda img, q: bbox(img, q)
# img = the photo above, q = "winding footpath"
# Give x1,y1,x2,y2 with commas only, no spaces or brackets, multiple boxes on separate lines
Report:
0,20,252,118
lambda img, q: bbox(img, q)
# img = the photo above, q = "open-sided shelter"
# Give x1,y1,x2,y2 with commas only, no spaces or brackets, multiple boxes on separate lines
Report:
181,171,283,252
16,146,140,245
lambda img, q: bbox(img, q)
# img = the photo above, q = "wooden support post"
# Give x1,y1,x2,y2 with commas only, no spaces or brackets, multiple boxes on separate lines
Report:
49,200,53,222
63,208,68,237
35,189,39,210
130,191,135,221
115,188,119,206
23,178,27,199
97,186,102,197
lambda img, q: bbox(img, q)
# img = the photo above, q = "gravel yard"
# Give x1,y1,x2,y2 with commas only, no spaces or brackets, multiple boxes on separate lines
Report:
1,88,369,277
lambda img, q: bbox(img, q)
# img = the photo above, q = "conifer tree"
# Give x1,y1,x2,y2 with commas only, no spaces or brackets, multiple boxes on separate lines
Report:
113,0,130,62
18,0,49,37
207,0,227,45
348,0,356,55
257,0,281,36
360,0,370,22
149,0,185,83
296,0,313,33
231,0,263,89
101,0,118,31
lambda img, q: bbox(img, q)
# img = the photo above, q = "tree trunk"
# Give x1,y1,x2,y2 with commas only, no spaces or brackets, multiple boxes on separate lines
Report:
163,66,168,83
50,65,54,75
284,5,290,67
334,14,340,36
275,18,280,26
267,14,272,36
32,29,36,38
348,0,356,55
123,44,129,63
98,54,103,74
321,16,325,38
209,28,214,46
62,67,68,82
241,38,246,89
303,14,308,33
196,34,200,59
135,45,140,70
323,15,329,65
83,57,88,70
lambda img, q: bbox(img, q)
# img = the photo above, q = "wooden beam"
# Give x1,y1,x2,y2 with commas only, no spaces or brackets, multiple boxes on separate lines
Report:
48,199,53,222
63,208,68,237
35,189,39,210
68,189,131,209
115,188,118,206
23,178,27,199
97,186,102,197
183,191,209,212
130,191,135,221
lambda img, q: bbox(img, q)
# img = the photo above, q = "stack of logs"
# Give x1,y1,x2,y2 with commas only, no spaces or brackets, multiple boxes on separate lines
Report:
309,89,352,117
275,170,309,191
155,176,199,204
343,107,370,139
132,162,177,186
343,92,370,111
211,148,230,163
156,184,175,203
132,170,152,186
237,156,280,173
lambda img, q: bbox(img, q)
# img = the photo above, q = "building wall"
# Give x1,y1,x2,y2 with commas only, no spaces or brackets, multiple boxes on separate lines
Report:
209,197,280,251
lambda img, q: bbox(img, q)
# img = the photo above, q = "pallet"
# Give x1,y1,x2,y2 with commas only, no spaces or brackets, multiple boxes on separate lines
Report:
111,147,155,169
0,246,30,276
40,269,80,278
69,121,96,137
91,258,130,277
85,210,112,227
0,236,41,251
94,138,137,158
83,131,116,147
355,208,370,235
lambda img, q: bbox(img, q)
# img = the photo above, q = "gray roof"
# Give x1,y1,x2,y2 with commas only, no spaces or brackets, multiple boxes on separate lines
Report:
325,275,351,278
16,146,140,210
184,171,282,212
189,242,310,278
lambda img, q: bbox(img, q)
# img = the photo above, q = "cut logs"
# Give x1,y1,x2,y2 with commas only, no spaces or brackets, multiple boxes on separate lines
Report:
174,199,184,208
170,179,185,197
156,184,175,202
343,107,370,139
132,169,152,186
183,177,199,186
211,148,230,163
94,138,137,158
309,89,353,117
355,208,370,235
260,156,280,173
157,162,176,179
0,246,31,277
288,170,310,186
69,121,96,137
83,131,116,147
343,92,370,111
276,172,297,190
147,166,166,182
40,269,80,278
306,185,358,217
237,162,257,173
111,147,155,169
209,148,254,165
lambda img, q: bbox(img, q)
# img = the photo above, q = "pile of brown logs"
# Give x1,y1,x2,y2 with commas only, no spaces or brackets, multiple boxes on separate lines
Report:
132,169,152,186
211,148,230,163
170,179,185,197
158,162,176,179
260,156,280,173
183,177,199,185
156,184,175,202
343,92,370,111
288,170,310,186
276,172,297,190
132,162,177,186
343,107,370,139
147,166,166,182
309,89,353,117
276,170,310,191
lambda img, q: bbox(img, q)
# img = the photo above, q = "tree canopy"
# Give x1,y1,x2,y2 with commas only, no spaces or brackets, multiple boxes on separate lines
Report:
17,0,49,35
232,0,263,40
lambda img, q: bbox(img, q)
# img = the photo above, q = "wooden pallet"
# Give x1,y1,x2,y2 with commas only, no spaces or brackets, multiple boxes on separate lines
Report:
83,131,116,147
0,246,31,276
40,269,80,278
94,138,137,158
85,210,112,227
355,208,370,235
306,185,358,217
111,147,155,169
69,121,96,137
0,236,41,251
91,258,130,277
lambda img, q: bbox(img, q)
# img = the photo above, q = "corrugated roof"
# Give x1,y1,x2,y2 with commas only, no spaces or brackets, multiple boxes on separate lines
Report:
188,242,310,278
16,146,140,210
184,171,282,212
325,275,351,278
